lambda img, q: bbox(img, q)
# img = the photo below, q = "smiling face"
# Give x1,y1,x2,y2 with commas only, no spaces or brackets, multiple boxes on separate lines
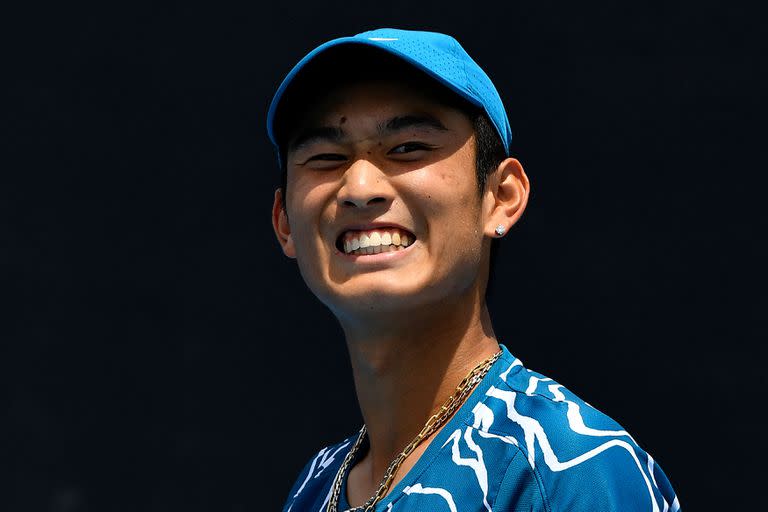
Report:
272,79,495,319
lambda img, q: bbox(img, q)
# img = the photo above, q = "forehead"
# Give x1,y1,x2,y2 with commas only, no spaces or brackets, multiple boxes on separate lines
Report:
303,80,455,126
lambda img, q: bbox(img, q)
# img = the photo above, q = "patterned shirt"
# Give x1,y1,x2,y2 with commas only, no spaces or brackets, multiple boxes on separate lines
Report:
283,345,680,511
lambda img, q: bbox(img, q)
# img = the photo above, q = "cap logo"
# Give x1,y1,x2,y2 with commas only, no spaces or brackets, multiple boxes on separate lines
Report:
368,37,398,41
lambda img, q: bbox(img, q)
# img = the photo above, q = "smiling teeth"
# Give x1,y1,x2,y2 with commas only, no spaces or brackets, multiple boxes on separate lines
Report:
342,228,415,255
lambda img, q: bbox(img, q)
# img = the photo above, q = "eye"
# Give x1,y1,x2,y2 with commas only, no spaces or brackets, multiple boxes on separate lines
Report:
388,142,434,155
303,153,348,169
307,153,347,162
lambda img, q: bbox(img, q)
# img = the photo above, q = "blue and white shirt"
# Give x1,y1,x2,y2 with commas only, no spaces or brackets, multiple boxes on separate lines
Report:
283,345,680,511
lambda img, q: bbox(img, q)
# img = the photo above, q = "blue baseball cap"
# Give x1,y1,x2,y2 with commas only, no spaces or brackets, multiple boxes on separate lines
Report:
266,28,513,167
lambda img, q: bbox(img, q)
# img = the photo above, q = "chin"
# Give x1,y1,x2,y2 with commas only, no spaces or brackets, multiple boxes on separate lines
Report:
316,277,454,317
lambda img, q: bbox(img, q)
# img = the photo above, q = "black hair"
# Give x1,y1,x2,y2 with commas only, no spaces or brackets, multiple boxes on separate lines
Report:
272,45,507,297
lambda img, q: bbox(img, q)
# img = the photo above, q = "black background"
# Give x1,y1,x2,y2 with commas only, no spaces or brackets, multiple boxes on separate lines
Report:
5,1,766,511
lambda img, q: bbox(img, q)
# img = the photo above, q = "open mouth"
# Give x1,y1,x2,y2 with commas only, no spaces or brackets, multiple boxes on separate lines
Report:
335,227,416,256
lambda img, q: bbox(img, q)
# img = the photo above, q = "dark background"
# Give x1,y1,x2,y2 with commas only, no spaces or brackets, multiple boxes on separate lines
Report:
5,1,766,510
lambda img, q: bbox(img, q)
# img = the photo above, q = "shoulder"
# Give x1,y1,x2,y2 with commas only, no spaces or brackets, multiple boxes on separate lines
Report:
466,352,680,511
282,434,357,512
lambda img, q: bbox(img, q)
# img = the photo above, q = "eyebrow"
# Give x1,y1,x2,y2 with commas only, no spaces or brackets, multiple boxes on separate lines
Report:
288,114,449,153
288,126,345,153
381,114,449,134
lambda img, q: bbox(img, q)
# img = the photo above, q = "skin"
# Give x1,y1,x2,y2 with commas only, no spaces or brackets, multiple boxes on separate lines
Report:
271,79,530,506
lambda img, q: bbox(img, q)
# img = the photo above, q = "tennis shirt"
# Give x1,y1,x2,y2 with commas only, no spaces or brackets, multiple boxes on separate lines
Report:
283,345,680,511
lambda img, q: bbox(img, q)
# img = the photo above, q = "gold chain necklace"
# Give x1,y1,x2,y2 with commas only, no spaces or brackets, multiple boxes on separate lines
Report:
326,349,502,512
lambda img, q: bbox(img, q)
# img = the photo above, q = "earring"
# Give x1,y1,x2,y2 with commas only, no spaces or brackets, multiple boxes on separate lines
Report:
495,224,506,236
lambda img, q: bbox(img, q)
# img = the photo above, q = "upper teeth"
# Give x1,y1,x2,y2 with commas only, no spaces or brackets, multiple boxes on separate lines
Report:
342,228,414,254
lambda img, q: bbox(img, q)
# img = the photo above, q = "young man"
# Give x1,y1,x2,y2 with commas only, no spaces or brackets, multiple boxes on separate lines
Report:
267,28,680,512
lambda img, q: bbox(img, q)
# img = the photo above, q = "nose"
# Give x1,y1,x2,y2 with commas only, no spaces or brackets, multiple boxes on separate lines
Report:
336,158,394,209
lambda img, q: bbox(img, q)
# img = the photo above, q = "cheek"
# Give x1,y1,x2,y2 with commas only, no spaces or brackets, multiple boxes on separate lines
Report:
437,167,462,189
410,163,481,220
435,171,484,250
288,167,340,209
288,175,320,211
287,179,334,238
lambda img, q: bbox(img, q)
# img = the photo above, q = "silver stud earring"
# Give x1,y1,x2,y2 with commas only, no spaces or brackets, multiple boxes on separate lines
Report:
495,224,506,236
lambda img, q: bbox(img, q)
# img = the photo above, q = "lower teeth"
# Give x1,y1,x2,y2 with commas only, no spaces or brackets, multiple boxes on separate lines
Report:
348,244,404,255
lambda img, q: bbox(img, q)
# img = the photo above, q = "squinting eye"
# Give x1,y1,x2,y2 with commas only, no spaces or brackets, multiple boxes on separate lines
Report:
302,153,348,170
307,153,347,162
389,142,433,154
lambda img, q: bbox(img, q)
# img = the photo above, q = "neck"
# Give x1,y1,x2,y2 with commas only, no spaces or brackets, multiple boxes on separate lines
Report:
339,290,500,482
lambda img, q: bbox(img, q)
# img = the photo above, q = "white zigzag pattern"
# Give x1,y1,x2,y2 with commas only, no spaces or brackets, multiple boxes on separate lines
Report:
647,454,670,512
499,358,522,382
314,441,351,512
442,428,492,512
486,385,661,512
293,447,326,498
525,375,552,395
403,483,458,512
472,402,519,446
536,376,678,509
291,357,680,512
317,481,333,512
314,440,351,478
547,383,636,442
288,440,350,511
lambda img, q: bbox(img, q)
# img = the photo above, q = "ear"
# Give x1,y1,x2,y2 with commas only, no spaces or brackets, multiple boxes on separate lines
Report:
482,158,530,238
271,188,296,259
